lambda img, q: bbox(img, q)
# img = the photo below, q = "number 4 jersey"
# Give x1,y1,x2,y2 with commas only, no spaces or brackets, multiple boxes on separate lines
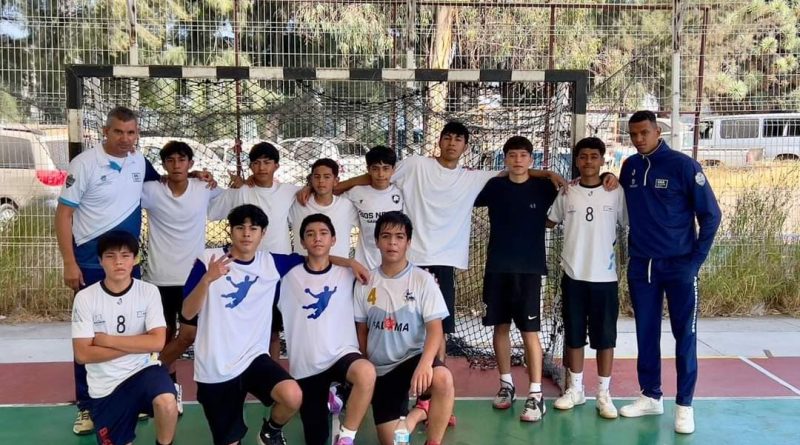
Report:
548,183,627,283
71,279,166,398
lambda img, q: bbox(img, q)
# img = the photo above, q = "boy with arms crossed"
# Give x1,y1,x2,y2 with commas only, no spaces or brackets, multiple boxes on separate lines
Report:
71,231,178,445
183,204,367,445
142,141,222,413
354,211,455,445
474,136,558,422
289,158,358,258
277,214,376,445
547,137,626,419
343,145,404,269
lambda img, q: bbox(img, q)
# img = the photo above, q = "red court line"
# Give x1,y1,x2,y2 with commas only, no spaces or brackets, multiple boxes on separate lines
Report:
749,357,800,390
0,357,796,405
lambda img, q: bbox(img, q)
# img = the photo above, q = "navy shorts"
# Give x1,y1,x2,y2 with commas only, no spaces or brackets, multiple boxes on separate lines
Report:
372,354,446,425
196,354,293,445
421,266,455,334
482,272,542,332
561,274,619,350
90,365,176,445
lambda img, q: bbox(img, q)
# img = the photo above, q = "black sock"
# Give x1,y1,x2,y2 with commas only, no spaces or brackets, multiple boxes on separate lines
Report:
169,372,177,384
263,417,284,435
156,441,173,445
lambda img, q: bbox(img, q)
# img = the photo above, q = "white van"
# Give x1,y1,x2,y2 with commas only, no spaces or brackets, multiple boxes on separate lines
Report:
687,113,800,165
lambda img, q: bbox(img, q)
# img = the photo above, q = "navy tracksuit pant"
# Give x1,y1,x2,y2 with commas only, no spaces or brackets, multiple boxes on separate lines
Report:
628,256,698,406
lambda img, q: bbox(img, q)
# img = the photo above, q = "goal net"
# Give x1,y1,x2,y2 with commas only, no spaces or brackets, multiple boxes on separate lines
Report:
67,65,588,388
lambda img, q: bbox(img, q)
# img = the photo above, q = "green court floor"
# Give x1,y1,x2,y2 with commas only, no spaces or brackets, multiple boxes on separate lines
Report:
2,399,798,444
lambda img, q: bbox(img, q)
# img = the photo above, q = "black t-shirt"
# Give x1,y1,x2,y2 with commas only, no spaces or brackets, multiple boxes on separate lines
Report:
474,176,558,274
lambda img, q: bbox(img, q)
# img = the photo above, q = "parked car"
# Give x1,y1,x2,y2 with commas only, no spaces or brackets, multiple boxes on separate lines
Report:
0,127,68,223
280,137,369,180
206,138,305,185
138,137,228,179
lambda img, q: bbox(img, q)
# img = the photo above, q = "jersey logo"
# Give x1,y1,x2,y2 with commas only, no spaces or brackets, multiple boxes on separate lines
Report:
392,194,401,204
404,289,415,302
66,174,75,188
221,275,259,308
695,172,706,186
655,179,668,189
303,285,337,319
367,288,377,305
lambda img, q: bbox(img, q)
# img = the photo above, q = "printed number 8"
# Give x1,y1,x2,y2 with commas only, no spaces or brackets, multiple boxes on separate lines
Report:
116,315,126,333
585,207,594,222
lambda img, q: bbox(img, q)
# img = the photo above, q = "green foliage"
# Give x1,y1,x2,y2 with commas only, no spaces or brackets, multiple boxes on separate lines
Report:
0,89,23,123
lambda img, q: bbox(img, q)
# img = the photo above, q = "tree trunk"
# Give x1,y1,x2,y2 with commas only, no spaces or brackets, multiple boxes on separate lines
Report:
425,6,455,156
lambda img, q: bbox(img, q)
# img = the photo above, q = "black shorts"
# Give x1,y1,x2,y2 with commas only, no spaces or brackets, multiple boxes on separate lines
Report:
372,354,446,425
158,285,198,328
561,274,619,350
482,272,542,332
296,352,364,445
90,365,176,445
422,266,455,334
196,354,293,445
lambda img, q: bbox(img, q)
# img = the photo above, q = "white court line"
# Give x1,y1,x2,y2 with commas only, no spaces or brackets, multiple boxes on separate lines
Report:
739,356,800,396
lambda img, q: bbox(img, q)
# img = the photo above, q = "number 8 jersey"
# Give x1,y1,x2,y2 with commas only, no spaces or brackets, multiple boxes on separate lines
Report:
71,279,166,398
548,183,627,283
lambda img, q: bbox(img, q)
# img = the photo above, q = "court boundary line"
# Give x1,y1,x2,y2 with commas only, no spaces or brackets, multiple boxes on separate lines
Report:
738,356,800,396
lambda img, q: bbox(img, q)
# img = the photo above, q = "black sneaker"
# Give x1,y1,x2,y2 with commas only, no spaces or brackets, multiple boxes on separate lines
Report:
258,418,287,445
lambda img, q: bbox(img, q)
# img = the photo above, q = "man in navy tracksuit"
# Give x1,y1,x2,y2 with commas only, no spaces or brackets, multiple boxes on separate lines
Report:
618,111,721,434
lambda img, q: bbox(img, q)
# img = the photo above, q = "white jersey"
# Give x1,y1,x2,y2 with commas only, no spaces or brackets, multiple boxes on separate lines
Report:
208,182,300,254
343,185,404,269
548,183,627,282
277,263,360,379
141,179,222,286
391,155,496,269
184,248,303,383
354,263,449,376
71,279,165,398
58,145,147,247
288,195,358,258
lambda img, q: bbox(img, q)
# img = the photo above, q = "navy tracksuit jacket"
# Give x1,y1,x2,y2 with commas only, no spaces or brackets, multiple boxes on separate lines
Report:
620,139,722,406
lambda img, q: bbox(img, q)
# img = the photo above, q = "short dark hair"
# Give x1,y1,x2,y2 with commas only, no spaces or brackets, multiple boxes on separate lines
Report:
574,137,606,157
249,142,280,163
105,106,138,127
628,110,658,126
440,121,470,144
311,158,339,177
300,213,336,238
97,230,139,257
374,211,413,242
502,136,533,154
365,145,397,167
227,204,269,229
160,140,194,162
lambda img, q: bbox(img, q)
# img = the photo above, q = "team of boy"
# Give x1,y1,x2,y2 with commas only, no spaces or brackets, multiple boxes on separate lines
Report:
65,106,719,443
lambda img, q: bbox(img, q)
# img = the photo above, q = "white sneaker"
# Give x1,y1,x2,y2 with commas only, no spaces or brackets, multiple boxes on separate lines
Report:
674,405,695,434
595,390,618,419
554,386,585,410
175,383,184,416
619,393,664,417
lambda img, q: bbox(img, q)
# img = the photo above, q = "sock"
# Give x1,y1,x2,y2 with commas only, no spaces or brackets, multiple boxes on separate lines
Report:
338,425,357,440
264,418,284,436
569,370,583,389
425,442,441,445
598,375,611,392
155,441,173,445
169,372,177,384
500,373,514,388
529,382,542,394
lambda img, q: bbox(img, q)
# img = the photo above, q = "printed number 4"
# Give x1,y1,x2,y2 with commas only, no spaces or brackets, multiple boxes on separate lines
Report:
367,288,377,305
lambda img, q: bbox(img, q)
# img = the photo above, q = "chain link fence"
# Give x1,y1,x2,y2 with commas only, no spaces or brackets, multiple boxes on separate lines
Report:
2,1,799,319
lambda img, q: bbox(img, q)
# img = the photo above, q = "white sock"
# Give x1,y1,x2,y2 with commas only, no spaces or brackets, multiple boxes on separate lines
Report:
569,370,584,390
339,425,357,440
500,373,514,388
598,376,611,392
529,382,542,394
